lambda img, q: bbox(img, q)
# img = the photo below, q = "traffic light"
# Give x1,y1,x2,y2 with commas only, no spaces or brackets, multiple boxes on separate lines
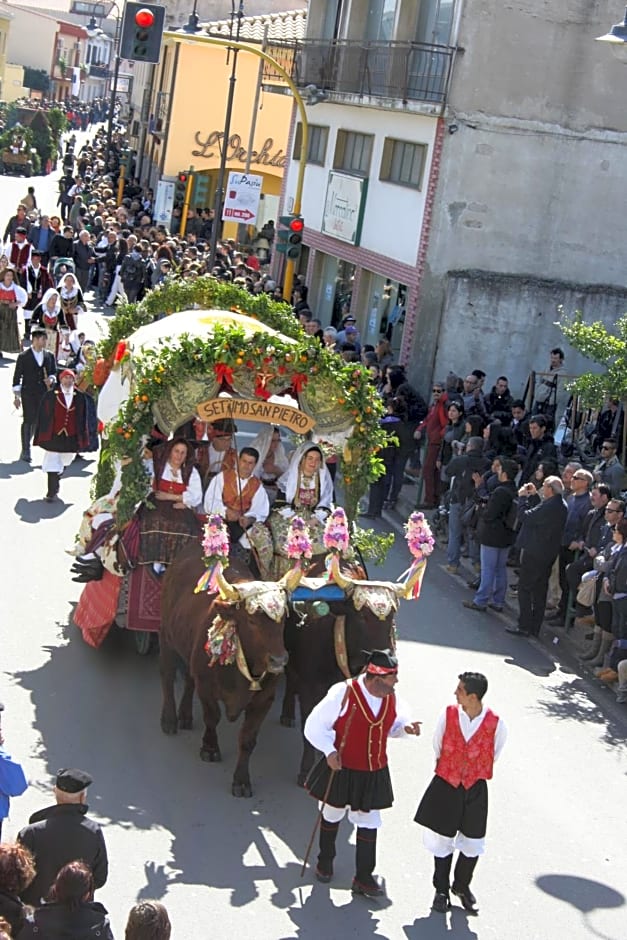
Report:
174,171,188,206
192,172,210,209
120,3,166,64
276,214,304,260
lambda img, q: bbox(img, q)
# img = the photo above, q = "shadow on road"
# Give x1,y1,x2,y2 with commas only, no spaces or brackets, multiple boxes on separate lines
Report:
14,496,73,523
403,907,479,939
532,678,627,749
285,882,388,937
536,874,624,940
0,460,32,479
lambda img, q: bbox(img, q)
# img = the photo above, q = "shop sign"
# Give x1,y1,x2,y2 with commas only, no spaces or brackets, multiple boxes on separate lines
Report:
222,172,263,224
322,171,368,245
197,397,315,433
192,131,287,168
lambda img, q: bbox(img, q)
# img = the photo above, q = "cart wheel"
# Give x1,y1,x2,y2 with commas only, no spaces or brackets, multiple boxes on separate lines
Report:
134,631,153,655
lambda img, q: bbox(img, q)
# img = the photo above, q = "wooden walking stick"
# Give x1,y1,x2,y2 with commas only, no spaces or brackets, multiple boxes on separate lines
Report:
300,695,356,878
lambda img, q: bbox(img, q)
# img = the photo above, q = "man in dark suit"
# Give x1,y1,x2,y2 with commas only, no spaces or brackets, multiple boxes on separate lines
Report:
12,327,57,463
507,476,567,637
17,768,108,905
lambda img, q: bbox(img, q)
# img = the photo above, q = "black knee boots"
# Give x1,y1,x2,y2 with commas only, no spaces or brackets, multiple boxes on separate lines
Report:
432,855,453,912
352,828,384,897
20,423,32,462
316,819,339,882
452,853,479,911
45,472,60,501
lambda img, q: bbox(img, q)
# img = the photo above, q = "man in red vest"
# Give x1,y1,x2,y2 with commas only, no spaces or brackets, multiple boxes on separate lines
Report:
304,649,422,898
415,672,507,914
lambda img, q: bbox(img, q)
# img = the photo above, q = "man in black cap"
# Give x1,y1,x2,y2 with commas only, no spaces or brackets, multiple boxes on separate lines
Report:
12,327,57,463
17,768,108,905
414,672,507,914
303,650,421,897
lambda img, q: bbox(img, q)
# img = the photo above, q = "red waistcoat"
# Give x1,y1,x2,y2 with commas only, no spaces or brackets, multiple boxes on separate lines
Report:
333,679,397,772
435,705,499,790
53,392,77,437
10,241,30,270
156,478,186,496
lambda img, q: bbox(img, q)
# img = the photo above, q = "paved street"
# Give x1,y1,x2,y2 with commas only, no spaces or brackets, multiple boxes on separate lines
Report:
1,164,626,939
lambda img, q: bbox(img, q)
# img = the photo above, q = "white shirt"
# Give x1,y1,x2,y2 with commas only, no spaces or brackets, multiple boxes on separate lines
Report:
432,704,507,761
304,674,412,757
204,471,270,523
157,463,203,510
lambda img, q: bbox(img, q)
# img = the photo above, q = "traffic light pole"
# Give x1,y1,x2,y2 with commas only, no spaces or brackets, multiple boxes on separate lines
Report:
164,29,309,297
179,168,194,237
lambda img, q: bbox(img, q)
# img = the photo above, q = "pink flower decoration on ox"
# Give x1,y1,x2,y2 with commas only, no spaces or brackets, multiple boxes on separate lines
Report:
286,516,313,561
323,507,350,555
405,511,435,559
195,514,230,594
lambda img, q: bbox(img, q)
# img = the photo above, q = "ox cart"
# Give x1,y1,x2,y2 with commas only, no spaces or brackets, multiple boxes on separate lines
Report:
71,287,431,794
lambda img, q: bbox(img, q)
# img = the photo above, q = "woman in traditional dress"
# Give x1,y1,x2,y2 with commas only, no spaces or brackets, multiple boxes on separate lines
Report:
0,267,28,358
250,426,290,499
138,437,203,574
265,443,334,576
30,287,64,357
58,272,85,331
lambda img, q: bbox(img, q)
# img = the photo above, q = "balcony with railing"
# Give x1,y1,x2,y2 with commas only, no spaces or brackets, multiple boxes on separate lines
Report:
263,39,456,109
89,63,110,79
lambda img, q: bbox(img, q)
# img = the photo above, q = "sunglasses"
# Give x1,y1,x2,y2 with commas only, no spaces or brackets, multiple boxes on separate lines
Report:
601,446,613,450
432,388,442,393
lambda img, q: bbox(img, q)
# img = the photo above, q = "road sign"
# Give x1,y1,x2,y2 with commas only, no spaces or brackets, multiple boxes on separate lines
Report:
221,172,262,225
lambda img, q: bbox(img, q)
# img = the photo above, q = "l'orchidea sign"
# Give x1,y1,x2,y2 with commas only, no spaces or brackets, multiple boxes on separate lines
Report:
197,398,315,433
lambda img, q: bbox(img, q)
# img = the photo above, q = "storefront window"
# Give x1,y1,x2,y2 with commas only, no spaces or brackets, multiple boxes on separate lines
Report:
313,255,356,327
363,273,407,359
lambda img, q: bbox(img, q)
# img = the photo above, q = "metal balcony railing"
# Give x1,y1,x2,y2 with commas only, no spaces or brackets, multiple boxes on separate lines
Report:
263,38,456,107
89,64,110,79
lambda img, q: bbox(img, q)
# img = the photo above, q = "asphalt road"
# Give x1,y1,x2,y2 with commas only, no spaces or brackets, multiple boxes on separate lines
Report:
1,154,626,939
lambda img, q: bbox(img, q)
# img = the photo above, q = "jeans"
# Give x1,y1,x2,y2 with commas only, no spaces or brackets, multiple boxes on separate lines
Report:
474,545,509,607
447,502,462,566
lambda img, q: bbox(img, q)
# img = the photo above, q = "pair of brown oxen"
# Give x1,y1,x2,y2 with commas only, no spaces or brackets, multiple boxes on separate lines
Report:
160,543,405,798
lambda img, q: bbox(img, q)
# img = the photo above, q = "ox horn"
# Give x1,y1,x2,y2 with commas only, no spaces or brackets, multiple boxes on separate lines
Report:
394,559,427,600
215,565,240,603
279,562,305,593
328,553,354,592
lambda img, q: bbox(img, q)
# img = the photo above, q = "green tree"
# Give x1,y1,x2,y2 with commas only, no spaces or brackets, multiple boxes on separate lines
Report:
23,67,50,93
559,308,627,458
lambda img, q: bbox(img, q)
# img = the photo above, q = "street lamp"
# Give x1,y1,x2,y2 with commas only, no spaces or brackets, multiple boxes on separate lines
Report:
596,6,627,63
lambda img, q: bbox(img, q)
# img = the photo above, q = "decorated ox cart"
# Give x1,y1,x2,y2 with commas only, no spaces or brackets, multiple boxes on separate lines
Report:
70,278,433,793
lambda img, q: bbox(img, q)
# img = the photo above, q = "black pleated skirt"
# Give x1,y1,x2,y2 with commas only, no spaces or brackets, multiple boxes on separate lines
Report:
306,757,394,812
414,775,488,839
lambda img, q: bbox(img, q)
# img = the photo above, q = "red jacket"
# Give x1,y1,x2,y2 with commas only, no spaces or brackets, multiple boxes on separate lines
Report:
417,393,449,444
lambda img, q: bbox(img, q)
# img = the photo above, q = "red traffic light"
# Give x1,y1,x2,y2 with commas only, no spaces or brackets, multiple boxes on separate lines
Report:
178,172,188,183
289,217,304,233
135,8,155,28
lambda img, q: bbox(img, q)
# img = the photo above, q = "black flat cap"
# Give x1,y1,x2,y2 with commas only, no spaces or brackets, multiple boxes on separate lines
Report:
364,649,398,675
56,768,92,792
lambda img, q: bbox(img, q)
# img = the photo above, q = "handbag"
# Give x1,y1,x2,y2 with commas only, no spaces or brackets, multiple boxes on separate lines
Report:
576,575,598,607
460,498,479,529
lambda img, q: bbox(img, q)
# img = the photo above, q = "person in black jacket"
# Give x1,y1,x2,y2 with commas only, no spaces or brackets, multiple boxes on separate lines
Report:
17,768,108,906
48,225,75,264
519,415,559,483
20,860,114,940
12,327,57,463
444,437,490,574
463,458,519,612
506,476,567,637
485,376,513,425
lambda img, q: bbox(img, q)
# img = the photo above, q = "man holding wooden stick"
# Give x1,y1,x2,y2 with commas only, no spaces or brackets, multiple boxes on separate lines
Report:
303,649,422,898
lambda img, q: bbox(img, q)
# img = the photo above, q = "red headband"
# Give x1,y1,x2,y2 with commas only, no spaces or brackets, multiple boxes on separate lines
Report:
366,664,398,676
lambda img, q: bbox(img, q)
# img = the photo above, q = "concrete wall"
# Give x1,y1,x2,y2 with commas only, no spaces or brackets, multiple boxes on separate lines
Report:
433,271,627,396
408,0,627,395
6,8,57,71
